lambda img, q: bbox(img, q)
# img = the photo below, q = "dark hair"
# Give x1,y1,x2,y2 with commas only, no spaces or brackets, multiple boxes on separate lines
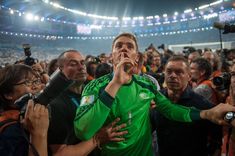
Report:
112,33,138,52
192,58,212,80
137,52,145,68
167,55,189,67
57,50,79,67
86,61,98,77
95,63,112,78
0,64,33,108
47,58,58,76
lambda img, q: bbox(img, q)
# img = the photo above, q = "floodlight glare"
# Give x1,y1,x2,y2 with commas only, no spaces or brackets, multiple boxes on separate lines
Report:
210,0,223,6
184,9,192,13
26,13,34,20
199,4,210,10
10,10,14,14
34,16,39,21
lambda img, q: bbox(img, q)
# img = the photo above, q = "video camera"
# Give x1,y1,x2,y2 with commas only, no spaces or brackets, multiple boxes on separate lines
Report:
182,47,196,56
158,44,165,50
14,69,74,116
22,44,37,66
213,22,235,34
212,72,231,91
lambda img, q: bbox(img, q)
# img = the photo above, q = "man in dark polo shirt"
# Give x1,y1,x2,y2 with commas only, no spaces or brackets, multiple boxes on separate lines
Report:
48,50,127,156
151,56,222,156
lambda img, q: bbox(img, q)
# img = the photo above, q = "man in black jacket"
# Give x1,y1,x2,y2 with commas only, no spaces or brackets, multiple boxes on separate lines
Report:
151,56,222,156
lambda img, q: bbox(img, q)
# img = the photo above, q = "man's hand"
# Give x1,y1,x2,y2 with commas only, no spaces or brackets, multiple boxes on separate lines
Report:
112,53,136,85
23,100,49,137
94,118,128,145
200,103,235,126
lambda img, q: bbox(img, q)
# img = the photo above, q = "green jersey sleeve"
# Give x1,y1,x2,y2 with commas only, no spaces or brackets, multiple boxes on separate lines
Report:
154,91,201,122
134,75,201,122
74,75,114,140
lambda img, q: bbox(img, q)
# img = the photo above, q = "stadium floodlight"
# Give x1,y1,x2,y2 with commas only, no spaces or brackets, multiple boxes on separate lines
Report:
184,9,192,13
163,14,167,18
34,16,39,21
52,2,60,8
10,10,14,14
122,17,131,20
210,0,223,6
26,13,34,20
19,12,22,16
174,12,178,16
199,4,210,10
43,0,49,3
154,15,160,19
146,16,154,19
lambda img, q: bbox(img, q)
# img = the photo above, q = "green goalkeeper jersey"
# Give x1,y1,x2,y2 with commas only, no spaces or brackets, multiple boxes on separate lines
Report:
74,74,201,156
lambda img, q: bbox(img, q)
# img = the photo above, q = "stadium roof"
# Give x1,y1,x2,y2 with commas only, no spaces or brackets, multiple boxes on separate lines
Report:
3,0,215,18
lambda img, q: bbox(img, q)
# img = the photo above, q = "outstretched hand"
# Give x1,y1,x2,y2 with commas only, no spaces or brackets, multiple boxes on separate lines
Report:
95,118,128,145
201,103,235,126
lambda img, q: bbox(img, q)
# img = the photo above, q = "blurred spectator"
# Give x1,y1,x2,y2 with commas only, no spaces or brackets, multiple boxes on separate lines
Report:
190,58,219,105
86,61,98,82
95,63,112,78
188,51,200,64
47,58,58,76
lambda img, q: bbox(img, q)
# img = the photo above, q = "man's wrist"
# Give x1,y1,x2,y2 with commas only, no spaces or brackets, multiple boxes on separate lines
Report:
200,110,208,120
105,80,122,98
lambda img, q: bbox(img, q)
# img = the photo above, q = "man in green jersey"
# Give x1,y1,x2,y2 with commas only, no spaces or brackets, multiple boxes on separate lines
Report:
74,33,235,156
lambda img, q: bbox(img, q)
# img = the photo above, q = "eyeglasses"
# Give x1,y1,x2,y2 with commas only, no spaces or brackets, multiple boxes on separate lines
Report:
14,79,41,87
231,71,235,77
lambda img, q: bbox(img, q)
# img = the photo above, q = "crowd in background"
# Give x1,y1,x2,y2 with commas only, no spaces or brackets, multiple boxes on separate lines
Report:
1,35,235,156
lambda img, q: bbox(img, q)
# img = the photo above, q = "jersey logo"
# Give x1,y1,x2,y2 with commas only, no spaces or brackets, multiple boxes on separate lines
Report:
80,95,95,106
139,92,149,99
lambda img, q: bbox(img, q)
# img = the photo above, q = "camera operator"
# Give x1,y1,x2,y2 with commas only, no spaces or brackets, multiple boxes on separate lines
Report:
221,63,235,156
22,44,37,66
0,64,49,156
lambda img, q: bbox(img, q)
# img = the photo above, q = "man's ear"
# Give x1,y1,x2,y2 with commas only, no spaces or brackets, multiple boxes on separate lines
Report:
135,53,140,63
200,70,206,77
188,72,192,81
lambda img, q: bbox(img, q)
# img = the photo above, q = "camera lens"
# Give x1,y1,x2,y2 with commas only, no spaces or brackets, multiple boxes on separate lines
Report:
213,77,223,86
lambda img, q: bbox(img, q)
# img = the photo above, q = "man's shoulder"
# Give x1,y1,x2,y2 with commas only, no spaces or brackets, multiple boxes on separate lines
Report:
133,74,155,85
186,88,213,109
83,74,112,93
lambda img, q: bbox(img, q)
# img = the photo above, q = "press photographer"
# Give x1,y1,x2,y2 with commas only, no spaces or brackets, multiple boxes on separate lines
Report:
0,64,50,156
14,68,74,113
23,44,37,66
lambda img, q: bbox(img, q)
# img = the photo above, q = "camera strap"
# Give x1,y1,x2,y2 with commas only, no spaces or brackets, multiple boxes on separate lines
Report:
225,127,233,156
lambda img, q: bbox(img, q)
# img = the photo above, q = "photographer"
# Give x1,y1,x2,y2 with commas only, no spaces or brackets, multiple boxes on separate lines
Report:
0,64,49,156
221,63,235,156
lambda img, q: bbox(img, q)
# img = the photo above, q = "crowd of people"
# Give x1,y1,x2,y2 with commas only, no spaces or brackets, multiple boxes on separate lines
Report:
0,33,235,156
